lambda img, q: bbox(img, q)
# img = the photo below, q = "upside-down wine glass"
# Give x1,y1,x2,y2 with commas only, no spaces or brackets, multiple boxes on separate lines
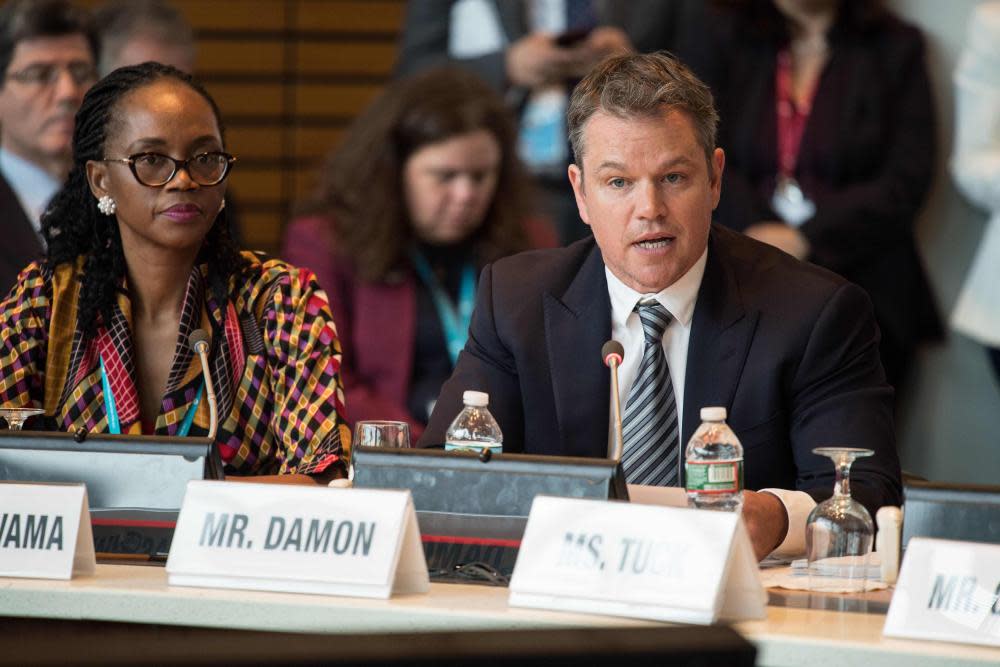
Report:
805,447,876,593
0,406,45,430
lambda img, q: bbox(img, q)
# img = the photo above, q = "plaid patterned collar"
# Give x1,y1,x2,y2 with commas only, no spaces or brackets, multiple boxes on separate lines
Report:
61,264,244,435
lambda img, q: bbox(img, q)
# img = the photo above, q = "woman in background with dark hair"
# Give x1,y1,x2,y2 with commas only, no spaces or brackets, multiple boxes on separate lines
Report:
283,66,555,442
696,0,942,394
0,62,350,482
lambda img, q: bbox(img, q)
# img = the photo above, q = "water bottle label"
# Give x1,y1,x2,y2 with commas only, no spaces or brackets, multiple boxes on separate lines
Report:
685,460,743,494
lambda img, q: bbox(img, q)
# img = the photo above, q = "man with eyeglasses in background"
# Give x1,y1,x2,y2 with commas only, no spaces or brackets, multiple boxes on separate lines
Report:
0,0,97,294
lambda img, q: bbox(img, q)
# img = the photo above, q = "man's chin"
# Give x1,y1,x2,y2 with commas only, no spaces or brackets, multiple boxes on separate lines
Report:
39,130,74,154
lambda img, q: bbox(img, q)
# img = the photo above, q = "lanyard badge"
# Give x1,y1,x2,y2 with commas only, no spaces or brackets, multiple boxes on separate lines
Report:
410,249,477,367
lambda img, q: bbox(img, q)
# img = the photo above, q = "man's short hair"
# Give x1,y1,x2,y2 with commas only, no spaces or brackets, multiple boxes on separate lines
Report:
0,0,98,78
94,0,194,76
567,51,719,168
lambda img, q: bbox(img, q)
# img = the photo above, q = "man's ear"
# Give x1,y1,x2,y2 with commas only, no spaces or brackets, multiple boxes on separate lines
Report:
85,160,111,200
568,163,589,226
710,147,725,210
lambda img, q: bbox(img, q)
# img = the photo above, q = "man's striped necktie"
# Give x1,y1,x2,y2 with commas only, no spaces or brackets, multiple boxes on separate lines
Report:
620,300,680,486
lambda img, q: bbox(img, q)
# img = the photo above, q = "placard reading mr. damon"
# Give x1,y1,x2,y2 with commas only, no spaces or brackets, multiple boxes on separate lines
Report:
198,512,375,557
166,482,428,599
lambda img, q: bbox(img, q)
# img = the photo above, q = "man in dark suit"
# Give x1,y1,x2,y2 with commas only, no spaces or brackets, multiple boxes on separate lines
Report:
419,52,902,561
0,0,98,294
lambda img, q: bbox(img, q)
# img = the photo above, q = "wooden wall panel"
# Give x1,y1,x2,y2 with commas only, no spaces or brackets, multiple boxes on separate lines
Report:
293,128,347,161
226,126,286,161
175,1,285,30
295,42,397,76
293,167,322,202
229,168,286,202
208,83,285,117
294,83,381,117
199,41,287,75
295,1,405,32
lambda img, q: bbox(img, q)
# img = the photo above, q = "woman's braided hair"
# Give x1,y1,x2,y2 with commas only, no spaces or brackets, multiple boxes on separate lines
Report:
42,61,247,341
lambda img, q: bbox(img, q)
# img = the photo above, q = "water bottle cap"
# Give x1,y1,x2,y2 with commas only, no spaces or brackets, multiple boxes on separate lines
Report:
463,390,489,407
700,406,727,421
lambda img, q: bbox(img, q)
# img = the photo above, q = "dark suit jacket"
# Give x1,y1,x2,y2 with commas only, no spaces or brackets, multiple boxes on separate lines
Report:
691,11,942,382
419,226,902,519
0,172,44,297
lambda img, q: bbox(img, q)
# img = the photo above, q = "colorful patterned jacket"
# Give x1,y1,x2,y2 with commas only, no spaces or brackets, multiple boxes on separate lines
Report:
0,251,350,475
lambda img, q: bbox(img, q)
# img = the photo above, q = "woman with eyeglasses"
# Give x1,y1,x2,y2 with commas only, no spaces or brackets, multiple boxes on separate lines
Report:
0,62,350,483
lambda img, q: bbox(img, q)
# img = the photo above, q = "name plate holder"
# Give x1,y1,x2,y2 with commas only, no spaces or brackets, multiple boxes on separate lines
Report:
884,537,1000,647
509,496,765,624
0,482,96,579
166,481,429,599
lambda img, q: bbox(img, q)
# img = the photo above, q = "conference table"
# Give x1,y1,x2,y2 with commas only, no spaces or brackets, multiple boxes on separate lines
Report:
2,563,999,666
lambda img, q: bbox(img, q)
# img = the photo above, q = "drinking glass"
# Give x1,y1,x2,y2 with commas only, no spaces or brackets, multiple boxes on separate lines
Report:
353,420,411,449
0,406,44,430
805,447,875,593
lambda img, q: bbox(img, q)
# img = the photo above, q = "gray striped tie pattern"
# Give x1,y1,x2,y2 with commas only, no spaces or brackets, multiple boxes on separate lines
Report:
620,300,679,486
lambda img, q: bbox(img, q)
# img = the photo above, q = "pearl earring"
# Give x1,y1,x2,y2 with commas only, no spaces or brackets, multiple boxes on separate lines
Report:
97,195,117,216
220,198,226,211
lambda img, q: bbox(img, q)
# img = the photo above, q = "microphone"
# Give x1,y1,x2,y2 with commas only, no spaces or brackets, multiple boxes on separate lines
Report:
602,340,625,462
188,329,218,440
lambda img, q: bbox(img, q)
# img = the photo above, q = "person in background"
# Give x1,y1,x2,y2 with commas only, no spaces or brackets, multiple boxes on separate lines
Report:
94,0,195,76
283,67,555,443
0,63,350,483
395,0,706,244
419,52,901,561
694,0,942,395
0,0,98,293
950,1,1000,388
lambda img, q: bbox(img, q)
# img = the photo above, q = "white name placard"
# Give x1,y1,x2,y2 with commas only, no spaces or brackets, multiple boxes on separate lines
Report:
166,481,428,599
509,496,766,624
884,537,1000,647
0,482,95,580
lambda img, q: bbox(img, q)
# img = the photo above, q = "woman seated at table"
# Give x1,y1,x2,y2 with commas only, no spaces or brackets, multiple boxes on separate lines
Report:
0,62,350,482
283,67,555,442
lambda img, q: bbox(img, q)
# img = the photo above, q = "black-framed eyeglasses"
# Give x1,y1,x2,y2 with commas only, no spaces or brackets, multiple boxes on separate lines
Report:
5,61,97,87
101,151,236,187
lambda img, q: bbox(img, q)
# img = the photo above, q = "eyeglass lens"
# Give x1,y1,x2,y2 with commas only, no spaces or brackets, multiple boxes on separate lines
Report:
134,153,231,186
8,61,97,86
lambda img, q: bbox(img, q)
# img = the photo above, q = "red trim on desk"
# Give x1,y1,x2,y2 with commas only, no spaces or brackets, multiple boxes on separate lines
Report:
421,534,521,548
90,518,176,529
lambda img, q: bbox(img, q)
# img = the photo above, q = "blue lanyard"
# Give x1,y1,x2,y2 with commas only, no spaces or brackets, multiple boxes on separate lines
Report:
409,249,477,367
99,355,204,436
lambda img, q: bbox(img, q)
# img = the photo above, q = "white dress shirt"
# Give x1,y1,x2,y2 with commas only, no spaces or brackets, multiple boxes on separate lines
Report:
0,148,59,241
605,251,814,558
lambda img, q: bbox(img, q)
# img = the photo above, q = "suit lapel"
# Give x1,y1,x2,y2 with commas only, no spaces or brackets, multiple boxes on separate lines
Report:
0,173,44,284
543,243,611,458
683,230,757,446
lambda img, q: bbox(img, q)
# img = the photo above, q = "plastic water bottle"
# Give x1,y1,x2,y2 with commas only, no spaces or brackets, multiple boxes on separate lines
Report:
444,390,503,454
685,407,743,512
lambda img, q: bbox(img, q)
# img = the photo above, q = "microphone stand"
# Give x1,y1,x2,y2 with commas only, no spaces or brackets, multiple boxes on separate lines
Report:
608,355,623,462
188,329,219,440
194,345,219,440
602,340,625,462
